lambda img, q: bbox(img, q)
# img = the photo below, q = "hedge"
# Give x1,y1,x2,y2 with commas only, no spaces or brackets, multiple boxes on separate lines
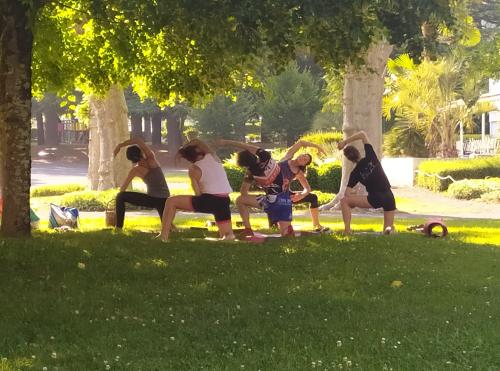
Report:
416,156,500,192
31,183,86,197
447,178,500,200
481,190,500,203
60,189,120,211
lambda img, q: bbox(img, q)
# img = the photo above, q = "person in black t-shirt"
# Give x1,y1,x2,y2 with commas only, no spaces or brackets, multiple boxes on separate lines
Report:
338,131,396,235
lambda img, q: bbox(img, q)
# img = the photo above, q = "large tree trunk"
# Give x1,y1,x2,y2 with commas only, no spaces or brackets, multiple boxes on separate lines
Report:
130,113,142,138
151,111,162,145
322,41,393,210
0,0,34,236
35,112,44,145
143,114,152,142
88,85,131,191
44,105,59,146
165,106,184,155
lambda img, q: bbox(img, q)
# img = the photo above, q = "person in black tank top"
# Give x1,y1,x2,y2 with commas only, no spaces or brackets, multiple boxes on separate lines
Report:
338,131,396,235
113,137,170,229
271,139,330,232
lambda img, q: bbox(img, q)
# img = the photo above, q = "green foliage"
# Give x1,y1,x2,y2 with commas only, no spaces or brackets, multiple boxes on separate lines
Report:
317,161,342,193
416,156,500,191
31,184,86,197
222,161,246,192
190,92,256,141
383,124,428,157
383,53,489,158
481,190,500,203
311,111,343,132
447,178,500,200
300,131,343,146
2,216,500,370
260,63,322,145
60,189,120,211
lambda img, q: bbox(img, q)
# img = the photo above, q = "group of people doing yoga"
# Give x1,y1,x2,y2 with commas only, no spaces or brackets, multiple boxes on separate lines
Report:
113,130,396,241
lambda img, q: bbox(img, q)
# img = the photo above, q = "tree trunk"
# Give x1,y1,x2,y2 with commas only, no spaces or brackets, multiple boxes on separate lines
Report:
88,105,100,190
130,113,142,138
322,41,393,210
143,114,152,142
44,105,59,146
0,1,34,236
165,107,183,155
35,112,44,145
88,85,131,191
151,111,162,145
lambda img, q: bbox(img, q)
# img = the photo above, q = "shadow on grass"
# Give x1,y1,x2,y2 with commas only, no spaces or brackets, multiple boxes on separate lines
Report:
1,227,500,369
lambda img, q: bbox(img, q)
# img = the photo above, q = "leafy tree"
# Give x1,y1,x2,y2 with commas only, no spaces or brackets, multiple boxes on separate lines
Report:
191,91,256,142
260,63,322,145
383,54,490,157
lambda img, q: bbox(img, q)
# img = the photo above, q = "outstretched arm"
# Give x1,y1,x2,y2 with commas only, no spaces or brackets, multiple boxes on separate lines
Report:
214,139,260,155
185,138,221,162
337,131,369,150
114,137,154,159
281,139,327,161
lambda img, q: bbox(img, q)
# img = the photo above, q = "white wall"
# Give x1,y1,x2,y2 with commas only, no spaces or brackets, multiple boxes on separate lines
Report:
381,157,426,188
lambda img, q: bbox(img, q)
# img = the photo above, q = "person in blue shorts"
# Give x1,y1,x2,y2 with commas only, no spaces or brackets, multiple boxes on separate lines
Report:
216,139,323,237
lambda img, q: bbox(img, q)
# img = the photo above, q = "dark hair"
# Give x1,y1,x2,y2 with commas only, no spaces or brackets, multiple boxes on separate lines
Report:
178,145,203,163
126,145,142,163
237,150,263,176
297,153,312,173
344,146,360,163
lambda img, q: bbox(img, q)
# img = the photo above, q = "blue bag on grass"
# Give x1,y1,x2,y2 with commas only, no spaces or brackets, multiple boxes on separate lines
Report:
49,203,79,229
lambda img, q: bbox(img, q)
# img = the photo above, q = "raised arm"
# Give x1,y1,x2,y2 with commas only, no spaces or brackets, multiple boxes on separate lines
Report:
114,137,154,159
184,138,221,162
281,139,327,161
214,139,260,155
337,131,369,150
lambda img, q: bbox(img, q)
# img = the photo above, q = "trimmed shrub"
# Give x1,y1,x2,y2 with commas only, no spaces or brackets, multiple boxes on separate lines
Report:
60,189,120,211
223,162,246,192
481,190,500,203
416,156,500,192
447,178,500,200
300,131,343,145
31,183,86,197
317,161,342,193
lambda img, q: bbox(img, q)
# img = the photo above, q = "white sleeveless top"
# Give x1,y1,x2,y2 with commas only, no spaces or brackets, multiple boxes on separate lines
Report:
194,154,233,195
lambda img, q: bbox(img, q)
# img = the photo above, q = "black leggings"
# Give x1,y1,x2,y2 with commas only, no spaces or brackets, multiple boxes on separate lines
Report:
115,191,167,228
292,192,319,209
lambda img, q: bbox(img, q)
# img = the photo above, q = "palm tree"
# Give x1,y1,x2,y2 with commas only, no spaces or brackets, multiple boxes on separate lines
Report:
383,54,489,157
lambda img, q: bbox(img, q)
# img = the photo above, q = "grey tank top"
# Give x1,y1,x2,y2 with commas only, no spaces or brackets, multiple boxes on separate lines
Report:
142,167,170,198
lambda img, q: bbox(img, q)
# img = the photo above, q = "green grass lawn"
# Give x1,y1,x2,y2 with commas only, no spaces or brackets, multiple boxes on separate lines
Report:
1,216,499,370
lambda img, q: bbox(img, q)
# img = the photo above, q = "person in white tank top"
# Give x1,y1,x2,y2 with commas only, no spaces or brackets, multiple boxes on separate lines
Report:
158,139,235,242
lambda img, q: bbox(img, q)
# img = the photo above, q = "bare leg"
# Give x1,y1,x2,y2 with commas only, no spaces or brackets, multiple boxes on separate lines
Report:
217,220,235,240
235,194,261,230
310,207,320,228
159,196,193,242
278,221,293,236
341,195,372,235
383,210,396,234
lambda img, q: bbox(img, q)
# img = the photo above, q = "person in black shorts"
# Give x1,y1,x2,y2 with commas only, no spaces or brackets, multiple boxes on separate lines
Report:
158,139,235,242
338,131,396,235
